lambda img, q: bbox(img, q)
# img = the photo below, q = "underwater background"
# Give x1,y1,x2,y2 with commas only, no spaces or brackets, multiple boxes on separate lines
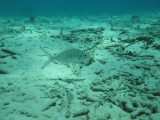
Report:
0,0,160,120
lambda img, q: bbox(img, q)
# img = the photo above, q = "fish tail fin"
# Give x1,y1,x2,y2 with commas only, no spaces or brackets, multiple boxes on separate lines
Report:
40,46,53,69
41,58,52,69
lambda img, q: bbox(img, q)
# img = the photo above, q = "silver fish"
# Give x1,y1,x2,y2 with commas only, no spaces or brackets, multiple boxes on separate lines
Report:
40,47,89,69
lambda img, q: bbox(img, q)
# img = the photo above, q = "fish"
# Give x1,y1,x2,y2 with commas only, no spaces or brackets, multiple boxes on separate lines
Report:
40,46,89,69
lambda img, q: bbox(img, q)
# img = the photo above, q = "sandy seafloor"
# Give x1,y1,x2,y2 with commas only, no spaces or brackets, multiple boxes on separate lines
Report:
0,12,160,120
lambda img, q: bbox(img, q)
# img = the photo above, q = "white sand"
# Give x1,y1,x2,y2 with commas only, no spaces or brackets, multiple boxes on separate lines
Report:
0,12,160,120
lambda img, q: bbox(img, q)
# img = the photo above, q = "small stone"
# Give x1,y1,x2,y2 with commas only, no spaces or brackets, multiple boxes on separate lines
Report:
8,82,13,86
72,109,90,118
125,102,134,113
3,102,10,106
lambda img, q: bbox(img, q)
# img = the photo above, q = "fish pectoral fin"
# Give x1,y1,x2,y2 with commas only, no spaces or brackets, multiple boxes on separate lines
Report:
41,59,52,69
68,63,80,70
69,63,81,76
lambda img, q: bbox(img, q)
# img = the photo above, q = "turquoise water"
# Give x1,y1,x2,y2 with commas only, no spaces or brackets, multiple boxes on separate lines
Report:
0,0,160,16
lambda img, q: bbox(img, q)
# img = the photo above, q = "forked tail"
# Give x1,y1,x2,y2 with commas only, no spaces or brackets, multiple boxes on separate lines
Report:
40,47,53,69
